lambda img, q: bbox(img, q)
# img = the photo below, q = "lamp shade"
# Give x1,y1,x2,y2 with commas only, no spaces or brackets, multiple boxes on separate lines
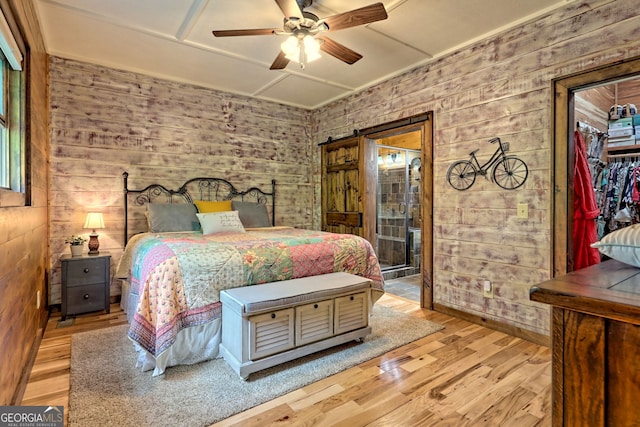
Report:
84,212,105,230
280,34,321,67
302,35,321,60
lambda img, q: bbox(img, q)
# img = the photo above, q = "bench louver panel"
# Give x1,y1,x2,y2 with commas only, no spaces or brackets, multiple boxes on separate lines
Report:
296,299,334,346
249,308,295,360
334,292,368,335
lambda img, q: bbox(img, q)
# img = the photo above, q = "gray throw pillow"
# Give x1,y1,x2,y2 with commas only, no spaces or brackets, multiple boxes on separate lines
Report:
231,201,271,228
146,203,200,232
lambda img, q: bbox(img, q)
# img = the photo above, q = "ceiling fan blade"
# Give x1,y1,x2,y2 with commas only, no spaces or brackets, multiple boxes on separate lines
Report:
270,51,291,70
317,36,363,65
274,0,303,19
323,2,388,32
212,28,278,37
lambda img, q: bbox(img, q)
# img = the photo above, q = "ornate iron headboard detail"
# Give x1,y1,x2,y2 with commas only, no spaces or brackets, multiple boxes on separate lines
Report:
123,171,276,245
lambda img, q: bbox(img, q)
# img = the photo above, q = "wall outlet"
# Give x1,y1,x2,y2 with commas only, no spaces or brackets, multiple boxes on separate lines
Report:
483,280,494,298
36,290,41,309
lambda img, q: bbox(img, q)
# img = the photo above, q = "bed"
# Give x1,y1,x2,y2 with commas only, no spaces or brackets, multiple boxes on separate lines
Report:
117,172,385,376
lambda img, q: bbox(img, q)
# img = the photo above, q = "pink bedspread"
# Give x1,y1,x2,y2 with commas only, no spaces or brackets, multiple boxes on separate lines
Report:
124,228,384,359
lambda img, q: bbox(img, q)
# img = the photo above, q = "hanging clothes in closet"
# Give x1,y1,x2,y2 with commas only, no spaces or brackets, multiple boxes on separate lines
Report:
577,122,606,189
577,121,638,240
597,156,640,234
573,130,601,269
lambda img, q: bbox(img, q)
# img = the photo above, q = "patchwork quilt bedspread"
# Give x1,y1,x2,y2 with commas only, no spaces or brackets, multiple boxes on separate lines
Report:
123,227,384,360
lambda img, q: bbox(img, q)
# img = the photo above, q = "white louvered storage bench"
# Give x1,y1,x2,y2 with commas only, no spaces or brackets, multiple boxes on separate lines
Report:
219,272,373,380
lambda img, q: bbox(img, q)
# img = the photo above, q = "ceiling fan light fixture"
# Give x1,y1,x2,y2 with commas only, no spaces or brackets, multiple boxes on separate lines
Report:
280,35,299,58
281,34,321,68
212,1,388,70
303,35,321,59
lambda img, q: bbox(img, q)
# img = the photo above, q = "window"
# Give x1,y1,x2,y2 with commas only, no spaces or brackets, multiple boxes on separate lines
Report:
0,6,25,206
0,51,10,188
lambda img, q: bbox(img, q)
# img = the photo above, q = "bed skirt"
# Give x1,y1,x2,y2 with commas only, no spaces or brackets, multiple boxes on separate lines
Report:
131,318,223,376
119,279,137,324
121,279,223,376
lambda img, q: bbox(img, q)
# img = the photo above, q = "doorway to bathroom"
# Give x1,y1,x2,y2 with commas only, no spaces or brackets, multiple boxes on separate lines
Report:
376,143,422,279
362,113,433,308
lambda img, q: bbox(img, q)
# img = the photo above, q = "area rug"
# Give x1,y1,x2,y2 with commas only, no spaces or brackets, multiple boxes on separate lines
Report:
69,304,443,427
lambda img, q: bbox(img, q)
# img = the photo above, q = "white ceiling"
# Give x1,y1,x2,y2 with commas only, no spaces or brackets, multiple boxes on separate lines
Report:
34,0,572,110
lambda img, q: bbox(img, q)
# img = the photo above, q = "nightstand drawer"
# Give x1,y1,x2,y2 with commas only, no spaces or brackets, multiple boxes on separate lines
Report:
65,257,107,287
65,284,106,315
61,252,111,321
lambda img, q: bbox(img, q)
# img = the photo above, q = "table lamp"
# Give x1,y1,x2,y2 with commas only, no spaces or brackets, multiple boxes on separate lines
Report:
84,212,105,255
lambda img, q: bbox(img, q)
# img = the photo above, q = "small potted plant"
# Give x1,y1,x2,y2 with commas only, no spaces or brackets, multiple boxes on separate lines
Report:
65,235,87,257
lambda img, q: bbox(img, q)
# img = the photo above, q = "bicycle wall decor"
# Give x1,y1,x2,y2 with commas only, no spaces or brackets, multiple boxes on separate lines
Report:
446,137,528,190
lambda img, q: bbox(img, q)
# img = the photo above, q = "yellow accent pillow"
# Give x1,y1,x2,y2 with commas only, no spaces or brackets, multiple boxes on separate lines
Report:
194,200,232,213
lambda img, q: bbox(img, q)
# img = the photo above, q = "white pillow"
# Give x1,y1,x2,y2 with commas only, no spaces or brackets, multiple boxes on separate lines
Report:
591,224,640,267
196,211,246,235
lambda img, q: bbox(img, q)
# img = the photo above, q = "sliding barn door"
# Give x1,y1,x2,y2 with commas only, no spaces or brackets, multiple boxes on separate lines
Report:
321,135,376,244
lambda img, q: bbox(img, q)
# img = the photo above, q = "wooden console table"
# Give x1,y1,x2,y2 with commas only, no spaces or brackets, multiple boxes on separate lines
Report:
530,259,640,427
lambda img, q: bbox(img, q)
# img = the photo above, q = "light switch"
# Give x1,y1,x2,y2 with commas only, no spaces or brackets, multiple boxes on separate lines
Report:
517,203,528,219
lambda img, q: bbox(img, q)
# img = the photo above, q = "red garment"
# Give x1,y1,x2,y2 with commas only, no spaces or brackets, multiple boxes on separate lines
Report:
573,130,600,269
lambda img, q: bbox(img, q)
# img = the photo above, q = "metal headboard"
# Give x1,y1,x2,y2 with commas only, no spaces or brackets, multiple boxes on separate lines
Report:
123,171,276,245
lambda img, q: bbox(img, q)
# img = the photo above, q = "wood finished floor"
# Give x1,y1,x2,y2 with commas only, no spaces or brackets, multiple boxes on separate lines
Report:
21,294,552,426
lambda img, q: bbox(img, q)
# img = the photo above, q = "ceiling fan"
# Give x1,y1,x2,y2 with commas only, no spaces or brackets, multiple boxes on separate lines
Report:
212,0,388,70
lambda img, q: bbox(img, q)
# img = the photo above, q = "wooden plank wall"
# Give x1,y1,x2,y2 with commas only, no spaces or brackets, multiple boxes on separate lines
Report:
575,79,640,134
45,0,640,339
575,84,613,132
313,0,640,336
615,78,640,106
48,57,315,305
0,0,49,404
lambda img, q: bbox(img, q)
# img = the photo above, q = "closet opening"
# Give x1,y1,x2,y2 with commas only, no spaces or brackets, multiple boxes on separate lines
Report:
553,56,640,276
575,78,640,269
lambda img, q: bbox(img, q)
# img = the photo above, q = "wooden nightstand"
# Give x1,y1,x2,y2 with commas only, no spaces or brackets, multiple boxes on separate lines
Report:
61,252,111,321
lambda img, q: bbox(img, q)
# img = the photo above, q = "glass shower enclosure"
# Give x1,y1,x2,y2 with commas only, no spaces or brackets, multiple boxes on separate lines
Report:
376,146,421,278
